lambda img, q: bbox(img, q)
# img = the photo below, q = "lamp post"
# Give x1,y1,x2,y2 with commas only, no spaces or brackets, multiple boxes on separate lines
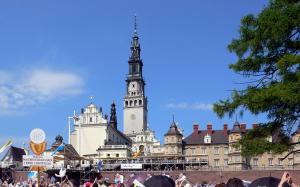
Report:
67,111,77,145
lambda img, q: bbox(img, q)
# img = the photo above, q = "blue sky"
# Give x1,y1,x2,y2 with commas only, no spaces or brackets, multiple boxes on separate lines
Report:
0,0,269,149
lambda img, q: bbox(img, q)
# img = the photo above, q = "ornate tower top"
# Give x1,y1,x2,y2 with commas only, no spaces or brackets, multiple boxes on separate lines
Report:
130,15,141,61
109,101,117,129
165,116,182,137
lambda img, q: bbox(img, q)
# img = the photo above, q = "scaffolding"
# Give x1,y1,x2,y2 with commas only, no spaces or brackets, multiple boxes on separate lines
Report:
99,155,209,171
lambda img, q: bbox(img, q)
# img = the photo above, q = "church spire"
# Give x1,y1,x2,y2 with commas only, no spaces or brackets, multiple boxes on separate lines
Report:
109,101,117,129
130,15,141,61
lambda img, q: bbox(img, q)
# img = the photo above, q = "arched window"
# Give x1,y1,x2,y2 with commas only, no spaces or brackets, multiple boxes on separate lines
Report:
125,101,128,107
139,100,142,105
134,100,137,106
130,100,133,106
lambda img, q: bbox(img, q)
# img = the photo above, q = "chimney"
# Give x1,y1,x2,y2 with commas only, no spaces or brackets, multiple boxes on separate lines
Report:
207,124,212,135
223,124,228,135
252,123,258,129
240,123,246,132
193,124,199,136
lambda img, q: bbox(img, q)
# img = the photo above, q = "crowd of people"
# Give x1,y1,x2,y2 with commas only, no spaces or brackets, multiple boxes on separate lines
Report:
0,171,298,187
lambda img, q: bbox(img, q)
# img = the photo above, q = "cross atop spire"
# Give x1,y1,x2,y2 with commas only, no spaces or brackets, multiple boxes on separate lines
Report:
134,14,138,36
89,95,94,104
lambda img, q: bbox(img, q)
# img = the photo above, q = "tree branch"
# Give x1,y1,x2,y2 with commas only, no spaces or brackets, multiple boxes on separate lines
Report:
281,149,300,160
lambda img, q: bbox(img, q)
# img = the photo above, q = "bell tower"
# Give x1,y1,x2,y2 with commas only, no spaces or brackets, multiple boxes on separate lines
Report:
123,16,148,134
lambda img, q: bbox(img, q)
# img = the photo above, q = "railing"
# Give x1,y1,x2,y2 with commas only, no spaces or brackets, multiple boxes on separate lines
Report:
102,159,208,165
98,145,129,149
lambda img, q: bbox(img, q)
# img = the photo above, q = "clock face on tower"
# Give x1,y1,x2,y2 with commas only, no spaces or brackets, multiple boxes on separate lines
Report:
129,82,136,92
131,114,136,120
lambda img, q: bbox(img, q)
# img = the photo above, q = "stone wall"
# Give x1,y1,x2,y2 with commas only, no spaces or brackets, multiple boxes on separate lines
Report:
101,170,300,185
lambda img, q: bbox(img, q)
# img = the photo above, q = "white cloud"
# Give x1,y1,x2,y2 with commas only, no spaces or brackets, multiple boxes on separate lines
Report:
165,102,213,111
0,68,84,115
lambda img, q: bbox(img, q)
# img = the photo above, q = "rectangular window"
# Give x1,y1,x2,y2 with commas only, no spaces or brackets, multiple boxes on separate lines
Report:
201,147,206,154
214,147,219,155
214,159,219,167
224,147,229,154
268,158,273,166
253,158,258,166
116,154,119,157
288,158,293,165
278,158,283,165
224,159,228,166
191,148,195,155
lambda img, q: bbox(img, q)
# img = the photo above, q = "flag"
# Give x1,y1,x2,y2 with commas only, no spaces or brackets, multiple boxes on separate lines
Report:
98,160,103,171
51,144,65,156
0,140,13,154
28,171,38,180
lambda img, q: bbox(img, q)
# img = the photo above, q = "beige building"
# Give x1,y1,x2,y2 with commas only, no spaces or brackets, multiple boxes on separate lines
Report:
183,122,300,169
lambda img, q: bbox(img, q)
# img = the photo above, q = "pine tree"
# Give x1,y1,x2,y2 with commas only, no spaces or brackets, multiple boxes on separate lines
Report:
213,0,300,157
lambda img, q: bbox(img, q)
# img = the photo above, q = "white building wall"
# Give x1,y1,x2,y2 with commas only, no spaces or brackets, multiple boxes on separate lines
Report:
70,103,131,157
124,107,146,134
76,125,107,156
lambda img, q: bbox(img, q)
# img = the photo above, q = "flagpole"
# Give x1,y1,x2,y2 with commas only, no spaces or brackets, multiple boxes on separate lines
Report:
67,117,72,144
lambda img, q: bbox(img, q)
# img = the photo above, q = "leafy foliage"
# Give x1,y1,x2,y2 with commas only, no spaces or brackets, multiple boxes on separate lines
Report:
213,0,300,157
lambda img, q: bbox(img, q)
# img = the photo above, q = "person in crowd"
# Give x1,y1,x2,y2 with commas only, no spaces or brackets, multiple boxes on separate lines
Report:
39,176,47,187
175,173,187,187
215,183,226,187
113,173,124,187
226,178,244,187
278,171,297,187
61,176,73,187
1,180,9,187
97,180,107,187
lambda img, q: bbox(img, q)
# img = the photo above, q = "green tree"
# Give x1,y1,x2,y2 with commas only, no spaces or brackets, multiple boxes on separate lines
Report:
213,0,300,157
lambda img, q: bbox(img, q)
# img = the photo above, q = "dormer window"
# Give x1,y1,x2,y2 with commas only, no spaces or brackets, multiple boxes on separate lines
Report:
204,134,211,144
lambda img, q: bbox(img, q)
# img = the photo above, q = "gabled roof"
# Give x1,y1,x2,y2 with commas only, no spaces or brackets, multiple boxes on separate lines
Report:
1,146,26,162
183,130,228,145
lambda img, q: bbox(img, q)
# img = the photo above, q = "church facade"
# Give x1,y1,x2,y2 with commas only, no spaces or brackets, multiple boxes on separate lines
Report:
70,102,131,158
